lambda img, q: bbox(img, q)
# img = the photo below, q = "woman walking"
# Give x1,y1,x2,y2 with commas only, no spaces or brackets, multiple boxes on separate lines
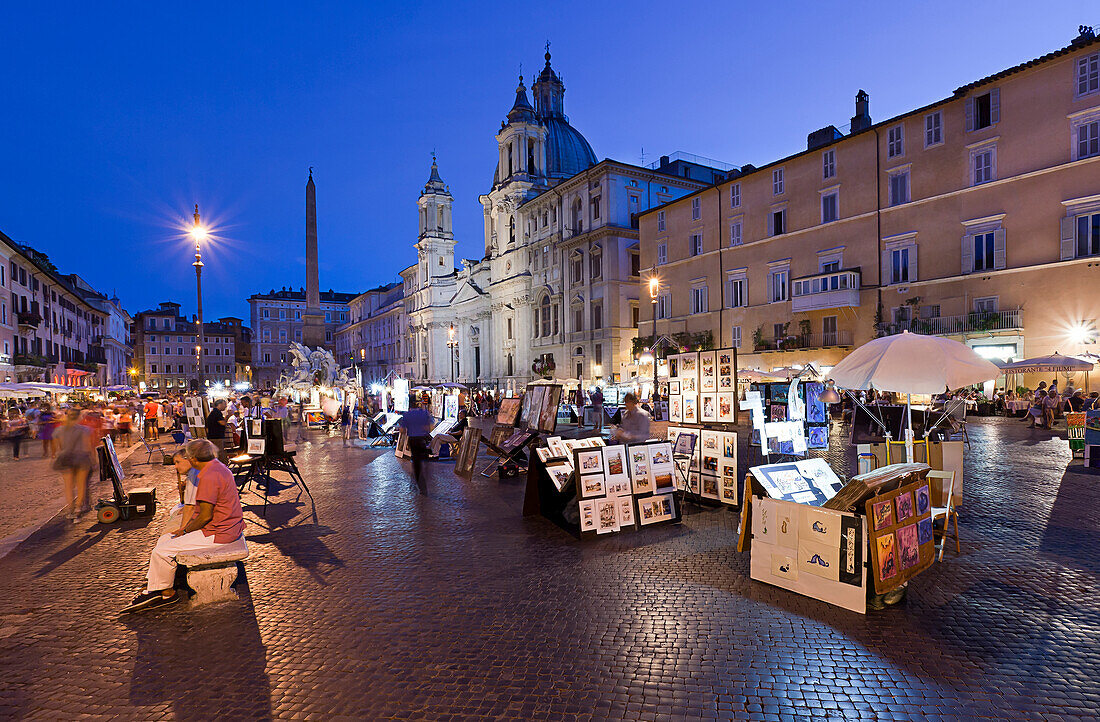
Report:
3,408,29,461
54,408,95,522
38,404,56,458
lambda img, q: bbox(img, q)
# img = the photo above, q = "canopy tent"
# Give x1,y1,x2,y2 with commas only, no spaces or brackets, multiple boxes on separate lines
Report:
827,331,1001,461
1000,352,1094,393
998,352,1093,374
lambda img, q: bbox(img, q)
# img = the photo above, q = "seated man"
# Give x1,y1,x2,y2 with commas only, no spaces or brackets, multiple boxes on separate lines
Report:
611,393,652,444
430,409,468,456
123,438,245,612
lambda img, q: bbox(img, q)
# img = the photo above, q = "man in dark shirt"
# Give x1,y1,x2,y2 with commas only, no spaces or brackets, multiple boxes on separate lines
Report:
205,399,228,463
399,399,434,495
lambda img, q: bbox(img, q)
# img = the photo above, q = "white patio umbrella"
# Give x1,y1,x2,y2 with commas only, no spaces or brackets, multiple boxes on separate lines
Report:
827,331,1001,460
1001,352,1095,394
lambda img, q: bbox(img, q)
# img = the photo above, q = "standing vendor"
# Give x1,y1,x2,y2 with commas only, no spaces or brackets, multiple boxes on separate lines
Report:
611,393,651,443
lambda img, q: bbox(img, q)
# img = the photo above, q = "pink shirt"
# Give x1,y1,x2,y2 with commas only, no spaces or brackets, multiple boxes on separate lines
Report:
196,460,245,543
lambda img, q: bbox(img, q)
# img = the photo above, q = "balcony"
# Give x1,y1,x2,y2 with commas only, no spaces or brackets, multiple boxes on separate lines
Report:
876,309,1023,337
16,309,42,331
791,269,861,313
754,330,853,352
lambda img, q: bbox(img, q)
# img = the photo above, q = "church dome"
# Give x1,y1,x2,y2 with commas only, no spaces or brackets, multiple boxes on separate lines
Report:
543,116,597,179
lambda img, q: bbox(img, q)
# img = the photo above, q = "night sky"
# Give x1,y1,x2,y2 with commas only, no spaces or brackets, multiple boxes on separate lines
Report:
0,1,1086,320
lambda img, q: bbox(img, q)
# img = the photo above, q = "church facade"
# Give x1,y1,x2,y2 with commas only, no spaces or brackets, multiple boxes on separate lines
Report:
403,50,714,392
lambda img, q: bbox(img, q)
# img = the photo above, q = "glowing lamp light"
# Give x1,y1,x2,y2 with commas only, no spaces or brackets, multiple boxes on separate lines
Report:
190,225,208,243
1068,321,1097,345
648,276,659,299
370,383,383,394
639,352,654,365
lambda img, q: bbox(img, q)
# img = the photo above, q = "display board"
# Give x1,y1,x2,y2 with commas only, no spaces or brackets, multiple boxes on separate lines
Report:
104,435,125,483
573,439,680,537
454,427,480,478
668,425,738,506
1085,410,1100,446
392,378,410,412
667,347,738,425
183,396,208,432
519,384,563,433
864,478,935,594
749,458,844,506
497,398,521,426
444,393,459,421
749,497,867,614
1068,412,1086,456
849,404,932,445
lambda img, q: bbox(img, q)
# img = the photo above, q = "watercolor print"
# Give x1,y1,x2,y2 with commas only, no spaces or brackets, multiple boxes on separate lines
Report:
915,485,930,515
917,517,933,545
580,474,605,499
896,524,919,569
871,498,894,531
877,532,898,581
895,491,914,522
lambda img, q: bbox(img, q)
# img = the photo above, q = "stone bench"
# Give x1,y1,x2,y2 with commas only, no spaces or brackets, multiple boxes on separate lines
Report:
178,536,249,607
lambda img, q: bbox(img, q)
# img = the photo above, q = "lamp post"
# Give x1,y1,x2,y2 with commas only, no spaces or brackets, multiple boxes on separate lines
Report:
447,323,457,383
128,367,137,389
191,205,208,392
649,271,659,407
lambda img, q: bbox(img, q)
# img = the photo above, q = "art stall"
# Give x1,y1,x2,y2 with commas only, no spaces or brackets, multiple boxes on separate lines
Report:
452,384,561,480
738,331,999,614
524,435,682,537
663,348,744,508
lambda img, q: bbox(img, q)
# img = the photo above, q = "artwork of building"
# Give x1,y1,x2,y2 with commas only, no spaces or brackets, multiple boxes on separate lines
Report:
639,28,1100,386
333,281,409,384
404,49,717,390
131,302,242,392
0,230,126,386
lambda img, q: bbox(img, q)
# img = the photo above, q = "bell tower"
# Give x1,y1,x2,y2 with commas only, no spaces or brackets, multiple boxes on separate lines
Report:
416,154,455,286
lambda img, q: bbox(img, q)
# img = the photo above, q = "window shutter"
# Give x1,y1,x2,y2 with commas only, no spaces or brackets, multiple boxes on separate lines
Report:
909,244,918,282
990,88,1000,124
882,249,892,284
1060,216,1077,260
965,98,974,132
960,236,973,275
993,229,1007,269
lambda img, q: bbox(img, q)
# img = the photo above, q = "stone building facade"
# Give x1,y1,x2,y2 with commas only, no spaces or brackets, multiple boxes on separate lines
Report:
639,29,1100,388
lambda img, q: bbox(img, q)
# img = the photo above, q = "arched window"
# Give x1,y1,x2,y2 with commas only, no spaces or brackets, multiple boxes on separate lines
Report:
509,215,516,245
541,296,551,337
437,207,444,230
571,199,582,234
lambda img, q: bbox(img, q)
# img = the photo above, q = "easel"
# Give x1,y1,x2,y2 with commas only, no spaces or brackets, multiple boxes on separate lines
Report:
232,419,314,517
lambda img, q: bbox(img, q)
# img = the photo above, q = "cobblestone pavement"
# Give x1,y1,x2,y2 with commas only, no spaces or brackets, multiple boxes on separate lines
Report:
0,436,142,547
0,418,1097,720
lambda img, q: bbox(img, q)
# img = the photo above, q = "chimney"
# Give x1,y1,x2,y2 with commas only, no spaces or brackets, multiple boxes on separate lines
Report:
851,90,871,133
659,155,670,168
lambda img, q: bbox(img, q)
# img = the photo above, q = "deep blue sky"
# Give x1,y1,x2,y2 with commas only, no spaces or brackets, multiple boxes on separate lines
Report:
0,1,1091,321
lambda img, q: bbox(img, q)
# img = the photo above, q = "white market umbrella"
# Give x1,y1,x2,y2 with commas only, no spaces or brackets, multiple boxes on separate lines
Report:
828,331,1000,461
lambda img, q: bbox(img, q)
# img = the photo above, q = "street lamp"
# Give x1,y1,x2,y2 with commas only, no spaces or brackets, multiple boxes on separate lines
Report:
447,323,457,383
191,204,208,392
128,367,138,389
649,270,659,408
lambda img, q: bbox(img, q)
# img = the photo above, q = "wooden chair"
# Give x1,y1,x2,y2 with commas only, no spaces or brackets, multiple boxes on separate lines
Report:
927,470,959,561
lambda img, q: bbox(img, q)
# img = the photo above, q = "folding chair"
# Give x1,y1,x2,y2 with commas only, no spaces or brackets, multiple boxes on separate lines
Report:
927,470,959,561
136,435,166,465
944,400,970,448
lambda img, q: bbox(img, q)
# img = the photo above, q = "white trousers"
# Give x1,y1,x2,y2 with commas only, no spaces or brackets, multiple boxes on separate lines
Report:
146,530,225,592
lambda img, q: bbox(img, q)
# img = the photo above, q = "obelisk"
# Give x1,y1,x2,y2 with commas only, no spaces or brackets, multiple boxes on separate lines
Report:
301,168,326,348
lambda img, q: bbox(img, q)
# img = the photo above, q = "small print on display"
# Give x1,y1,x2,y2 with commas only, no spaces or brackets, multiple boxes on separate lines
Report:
545,462,573,492
895,491,914,522
871,498,894,531
577,450,604,474
876,533,898,581
915,485,930,516
579,500,597,532
896,524,919,569
580,474,605,499
638,494,675,525
618,496,635,527
596,498,620,534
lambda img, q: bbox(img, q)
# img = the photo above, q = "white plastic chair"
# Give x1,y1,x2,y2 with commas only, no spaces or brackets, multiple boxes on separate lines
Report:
927,470,959,561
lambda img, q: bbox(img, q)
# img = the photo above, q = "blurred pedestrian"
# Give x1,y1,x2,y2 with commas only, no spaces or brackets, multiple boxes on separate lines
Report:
398,398,433,495
54,408,94,522
2,407,28,461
